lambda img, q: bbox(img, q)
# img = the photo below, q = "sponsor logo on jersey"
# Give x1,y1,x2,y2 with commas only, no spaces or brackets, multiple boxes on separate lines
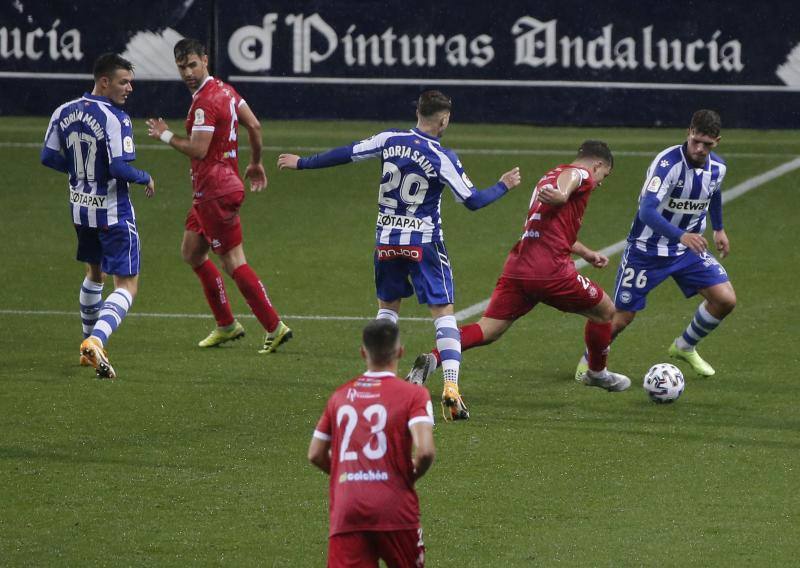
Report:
521,229,540,239
376,245,423,262
346,388,381,401
647,176,662,192
339,470,390,483
70,189,106,209
376,213,433,232
194,108,205,125
664,197,709,213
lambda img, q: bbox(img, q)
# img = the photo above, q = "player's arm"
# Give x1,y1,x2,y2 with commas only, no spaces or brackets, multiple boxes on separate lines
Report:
40,147,68,173
638,193,707,253
146,117,213,160
308,432,332,475
277,131,394,170
409,422,435,481
708,187,729,258
571,241,608,268
41,114,68,173
538,168,583,205
437,150,520,210
237,101,267,192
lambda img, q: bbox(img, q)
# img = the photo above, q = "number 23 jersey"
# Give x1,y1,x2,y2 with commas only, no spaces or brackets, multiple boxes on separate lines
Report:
313,372,434,536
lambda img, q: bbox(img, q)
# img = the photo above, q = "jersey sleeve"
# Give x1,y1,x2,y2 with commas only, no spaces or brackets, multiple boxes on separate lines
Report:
641,155,681,201
313,400,333,442
350,130,396,162
298,130,396,169
191,100,218,134
118,112,136,161
43,108,63,152
407,387,434,429
570,167,593,194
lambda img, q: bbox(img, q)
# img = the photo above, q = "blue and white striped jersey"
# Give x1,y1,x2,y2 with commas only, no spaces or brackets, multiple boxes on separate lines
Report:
627,144,727,257
43,93,139,228
300,128,507,246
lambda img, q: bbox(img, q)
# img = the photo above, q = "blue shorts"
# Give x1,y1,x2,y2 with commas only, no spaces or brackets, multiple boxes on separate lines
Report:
613,243,729,312
75,221,141,276
374,242,455,305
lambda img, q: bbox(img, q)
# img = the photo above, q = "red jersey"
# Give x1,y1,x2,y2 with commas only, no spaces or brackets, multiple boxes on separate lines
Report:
314,372,434,537
502,164,597,280
185,76,245,203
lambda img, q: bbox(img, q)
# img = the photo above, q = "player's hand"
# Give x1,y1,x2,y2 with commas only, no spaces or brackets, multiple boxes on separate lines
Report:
277,154,301,170
500,167,521,190
245,162,268,192
680,232,708,254
144,177,155,198
584,251,609,268
537,183,566,205
146,118,169,139
713,229,730,259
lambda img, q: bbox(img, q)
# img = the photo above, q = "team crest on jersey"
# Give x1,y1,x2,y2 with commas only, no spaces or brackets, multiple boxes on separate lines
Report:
123,136,134,153
647,176,662,192
619,291,632,304
194,108,205,125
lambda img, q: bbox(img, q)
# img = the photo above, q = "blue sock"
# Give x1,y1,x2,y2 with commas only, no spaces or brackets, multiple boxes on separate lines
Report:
677,302,721,350
79,277,104,339
435,315,461,383
91,288,133,346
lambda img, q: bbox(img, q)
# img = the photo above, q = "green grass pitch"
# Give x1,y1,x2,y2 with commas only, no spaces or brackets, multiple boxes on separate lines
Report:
1,116,799,565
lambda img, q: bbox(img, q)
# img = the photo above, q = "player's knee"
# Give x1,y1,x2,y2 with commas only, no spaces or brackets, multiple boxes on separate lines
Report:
713,293,737,317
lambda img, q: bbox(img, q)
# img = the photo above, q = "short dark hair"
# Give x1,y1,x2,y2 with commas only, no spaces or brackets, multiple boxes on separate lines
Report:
577,140,614,168
362,320,401,366
174,38,207,62
417,90,452,119
690,109,721,138
93,53,133,80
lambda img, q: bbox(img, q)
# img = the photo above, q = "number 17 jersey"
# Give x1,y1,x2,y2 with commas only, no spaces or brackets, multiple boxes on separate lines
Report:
313,372,434,536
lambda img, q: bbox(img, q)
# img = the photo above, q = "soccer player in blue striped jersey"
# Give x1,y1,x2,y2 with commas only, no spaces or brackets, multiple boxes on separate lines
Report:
576,110,736,378
41,53,155,379
278,90,521,420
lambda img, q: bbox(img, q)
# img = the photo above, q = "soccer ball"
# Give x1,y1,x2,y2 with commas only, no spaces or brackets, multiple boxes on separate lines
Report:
643,363,685,403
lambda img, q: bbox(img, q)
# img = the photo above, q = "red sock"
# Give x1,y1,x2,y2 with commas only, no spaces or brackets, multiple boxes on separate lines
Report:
232,264,280,332
432,323,485,366
585,321,612,372
193,260,234,327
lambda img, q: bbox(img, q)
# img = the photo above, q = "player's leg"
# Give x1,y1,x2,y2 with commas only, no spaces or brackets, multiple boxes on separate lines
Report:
74,226,105,366
374,528,425,568
669,252,734,375
183,207,243,347
217,243,291,354
328,532,379,567
80,222,142,379
576,292,631,392
377,299,401,324
406,275,526,386
575,309,637,379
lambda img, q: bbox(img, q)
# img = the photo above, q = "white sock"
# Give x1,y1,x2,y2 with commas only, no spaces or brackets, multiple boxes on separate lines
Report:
79,277,104,339
376,308,399,324
434,315,461,384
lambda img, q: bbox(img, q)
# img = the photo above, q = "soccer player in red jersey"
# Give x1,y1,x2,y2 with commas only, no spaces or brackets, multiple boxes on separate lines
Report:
407,141,631,396
146,38,291,354
309,320,435,568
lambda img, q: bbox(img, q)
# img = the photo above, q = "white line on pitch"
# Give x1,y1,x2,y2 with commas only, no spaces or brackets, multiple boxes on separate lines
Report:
454,157,800,321
0,140,793,159
0,309,432,323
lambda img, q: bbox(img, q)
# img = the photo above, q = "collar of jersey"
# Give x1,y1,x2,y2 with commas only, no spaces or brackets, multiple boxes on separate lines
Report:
82,92,112,106
411,128,440,142
192,76,214,99
362,371,396,378
680,142,710,171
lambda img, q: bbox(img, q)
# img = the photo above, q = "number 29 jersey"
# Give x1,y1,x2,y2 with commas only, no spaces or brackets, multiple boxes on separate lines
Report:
313,372,434,536
185,76,246,203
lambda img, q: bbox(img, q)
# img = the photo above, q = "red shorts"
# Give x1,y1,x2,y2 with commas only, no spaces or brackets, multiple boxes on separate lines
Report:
484,273,604,320
185,191,244,255
328,529,424,568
